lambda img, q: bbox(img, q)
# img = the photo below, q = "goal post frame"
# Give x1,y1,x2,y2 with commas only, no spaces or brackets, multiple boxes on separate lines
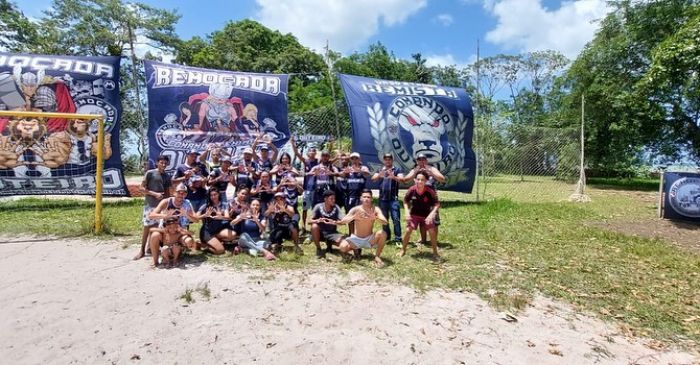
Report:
0,110,106,234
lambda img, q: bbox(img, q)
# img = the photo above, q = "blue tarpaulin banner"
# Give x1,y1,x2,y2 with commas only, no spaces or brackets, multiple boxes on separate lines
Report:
339,73,476,192
663,171,700,222
144,61,289,170
0,52,127,196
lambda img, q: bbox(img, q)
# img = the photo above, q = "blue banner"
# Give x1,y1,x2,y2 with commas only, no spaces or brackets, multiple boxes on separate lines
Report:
0,52,127,196
663,171,700,222
144,61,289,170
339,74,476,192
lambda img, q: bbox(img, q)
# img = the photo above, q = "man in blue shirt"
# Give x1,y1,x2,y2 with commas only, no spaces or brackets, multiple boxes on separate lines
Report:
372,153,404,245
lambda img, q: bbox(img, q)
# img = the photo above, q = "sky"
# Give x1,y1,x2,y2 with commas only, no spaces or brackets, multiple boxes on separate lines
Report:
15,0,612,67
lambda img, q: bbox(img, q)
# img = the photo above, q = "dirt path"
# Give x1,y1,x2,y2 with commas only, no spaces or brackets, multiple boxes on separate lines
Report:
0,237,697,364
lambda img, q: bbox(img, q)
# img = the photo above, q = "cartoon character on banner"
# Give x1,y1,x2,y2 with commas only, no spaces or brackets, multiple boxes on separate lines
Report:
187,83,243,133
0,117,71,178
9,66,77,132
368,96,467,180
235,103,261,136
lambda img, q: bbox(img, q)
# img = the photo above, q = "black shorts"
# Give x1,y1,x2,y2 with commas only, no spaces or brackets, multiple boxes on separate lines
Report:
321,231,343,244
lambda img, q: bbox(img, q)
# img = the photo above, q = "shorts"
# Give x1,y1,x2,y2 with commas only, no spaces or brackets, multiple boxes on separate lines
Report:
321,231,344,244
347,234,374,249
408,215,436,230
302,190,314,210
143,205,158,226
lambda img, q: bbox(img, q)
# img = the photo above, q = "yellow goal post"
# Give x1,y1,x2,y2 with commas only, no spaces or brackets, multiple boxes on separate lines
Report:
0,110,107,234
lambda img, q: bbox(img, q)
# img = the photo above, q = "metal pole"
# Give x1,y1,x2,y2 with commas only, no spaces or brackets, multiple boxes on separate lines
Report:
128,22,148,171
474,38,481,202
95,116,105,234
580,94,585,193
325,40,342,142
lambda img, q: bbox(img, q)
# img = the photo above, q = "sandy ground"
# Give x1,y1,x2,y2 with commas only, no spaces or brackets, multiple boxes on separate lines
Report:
0,237,697,365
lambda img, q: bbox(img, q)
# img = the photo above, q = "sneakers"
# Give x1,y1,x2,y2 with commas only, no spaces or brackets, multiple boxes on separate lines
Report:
353,249,362,259
316,248,325,259
393,238,402,247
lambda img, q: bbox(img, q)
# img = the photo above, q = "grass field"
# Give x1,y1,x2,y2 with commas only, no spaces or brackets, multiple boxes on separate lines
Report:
0,176,698,346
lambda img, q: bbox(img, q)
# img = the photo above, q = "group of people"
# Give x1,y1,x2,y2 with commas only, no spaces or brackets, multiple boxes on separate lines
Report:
134,135,446,268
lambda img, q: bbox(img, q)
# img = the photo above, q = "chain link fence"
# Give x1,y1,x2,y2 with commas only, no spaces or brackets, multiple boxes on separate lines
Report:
288,83,582,203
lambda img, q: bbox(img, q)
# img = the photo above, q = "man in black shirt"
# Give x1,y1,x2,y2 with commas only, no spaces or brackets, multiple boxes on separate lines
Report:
372,153,404,245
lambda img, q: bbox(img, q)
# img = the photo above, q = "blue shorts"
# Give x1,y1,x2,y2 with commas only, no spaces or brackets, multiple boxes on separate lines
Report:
302,190,314,210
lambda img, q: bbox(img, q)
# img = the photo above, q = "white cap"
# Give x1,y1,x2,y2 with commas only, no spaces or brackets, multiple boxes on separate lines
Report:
243,147,254,154
350,152,360,158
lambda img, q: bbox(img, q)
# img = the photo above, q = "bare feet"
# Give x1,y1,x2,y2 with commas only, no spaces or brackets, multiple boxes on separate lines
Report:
373,257,385,268
133,251,145,260
263,252,277,261
397,249,406,257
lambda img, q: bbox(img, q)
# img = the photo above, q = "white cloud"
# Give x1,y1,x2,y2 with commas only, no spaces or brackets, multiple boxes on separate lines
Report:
255,0,427,53
424,53,476,69
434,14,454,26
484,0,611,59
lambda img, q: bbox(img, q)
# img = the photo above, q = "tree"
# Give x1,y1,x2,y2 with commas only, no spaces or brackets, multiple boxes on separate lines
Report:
563,0,698,175
0,0,38,52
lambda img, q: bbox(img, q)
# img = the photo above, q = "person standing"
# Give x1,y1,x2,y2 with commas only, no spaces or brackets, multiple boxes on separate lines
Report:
402,153,446,244
173,149,209,212
372,153,404,245
399,171,441,261
134,155,171,260
291,137,319,234
233,147,258,192
208,157,234,203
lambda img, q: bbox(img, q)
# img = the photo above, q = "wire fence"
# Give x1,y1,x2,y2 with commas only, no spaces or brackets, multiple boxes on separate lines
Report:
287,93,582,203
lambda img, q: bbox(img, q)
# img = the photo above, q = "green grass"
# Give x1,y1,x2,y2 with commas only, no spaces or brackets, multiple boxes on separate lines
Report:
0,179,698,346
588,177,660,191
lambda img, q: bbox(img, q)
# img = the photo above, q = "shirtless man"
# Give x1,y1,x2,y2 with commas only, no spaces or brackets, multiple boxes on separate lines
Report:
147,217,193,268
330,189,388,267
148,183,199,251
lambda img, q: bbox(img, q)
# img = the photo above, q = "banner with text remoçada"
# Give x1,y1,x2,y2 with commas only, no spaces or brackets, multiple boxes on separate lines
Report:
144,60,290,171
0,52,127,196
339,73,476,192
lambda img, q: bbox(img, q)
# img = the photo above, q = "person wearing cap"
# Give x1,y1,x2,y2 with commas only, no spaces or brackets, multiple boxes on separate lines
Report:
290,136,319,234
400,171,441,261
134,155,172,261
310,189,345,259
402,153,446,244
173,149,209,212
265,191,302,255
309,150,339,208
208,157,234,203
147,217,192,268
233,147,258,191
332,189,388,268
342,152,371,212
372,153,404,245
252,134,279,173
199,144,231,171
148,183,200,231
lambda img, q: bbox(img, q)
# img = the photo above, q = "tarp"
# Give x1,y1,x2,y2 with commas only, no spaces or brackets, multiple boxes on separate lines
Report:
0,52,127,196
144,61,289,170
663,171,700,222
339,73,476,192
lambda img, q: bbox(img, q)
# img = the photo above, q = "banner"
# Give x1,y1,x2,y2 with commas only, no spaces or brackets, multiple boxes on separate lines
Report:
339,74,476,192
144,61,290,170
0,52,127,196
663,171,700,222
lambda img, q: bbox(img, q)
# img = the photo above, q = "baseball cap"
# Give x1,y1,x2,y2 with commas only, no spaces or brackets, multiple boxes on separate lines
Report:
260,145,269,151
274,192,285,198
220,157,232,164
175,183,188,192
350,152,360,159
416,153,427,160
383,153,393,159
243,147,254,154
187,149,200,155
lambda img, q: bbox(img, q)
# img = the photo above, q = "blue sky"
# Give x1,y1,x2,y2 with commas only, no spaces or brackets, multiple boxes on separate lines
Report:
15,0,610,66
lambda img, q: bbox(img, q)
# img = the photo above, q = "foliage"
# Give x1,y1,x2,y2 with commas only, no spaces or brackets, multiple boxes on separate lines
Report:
562,0,700,175
0,0,38,52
